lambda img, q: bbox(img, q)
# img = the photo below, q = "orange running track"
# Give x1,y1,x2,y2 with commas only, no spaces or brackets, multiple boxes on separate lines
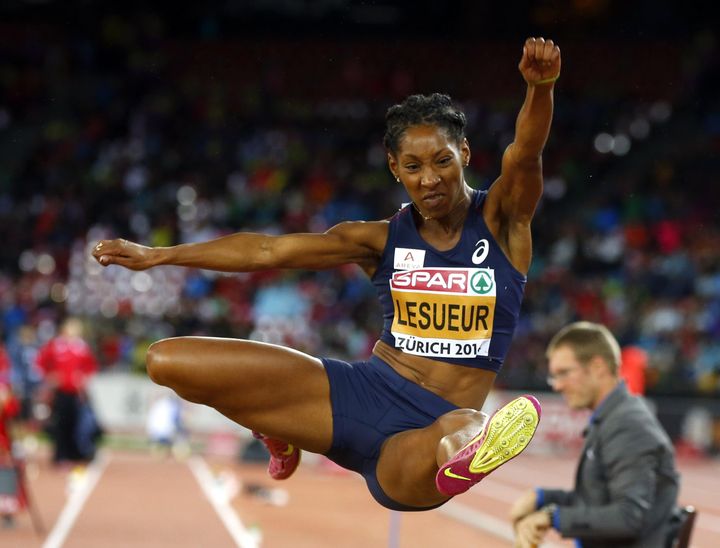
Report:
3,447,718,547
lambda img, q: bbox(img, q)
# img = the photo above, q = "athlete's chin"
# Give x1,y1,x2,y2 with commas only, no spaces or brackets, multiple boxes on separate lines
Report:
423,203,453,220
422,194,446,211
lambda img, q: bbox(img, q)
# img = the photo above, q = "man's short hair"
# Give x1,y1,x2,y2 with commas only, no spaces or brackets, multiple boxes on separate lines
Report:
546,321,621,375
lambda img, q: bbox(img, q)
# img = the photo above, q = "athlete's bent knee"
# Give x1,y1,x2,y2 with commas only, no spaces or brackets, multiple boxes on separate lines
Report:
146,338,175,386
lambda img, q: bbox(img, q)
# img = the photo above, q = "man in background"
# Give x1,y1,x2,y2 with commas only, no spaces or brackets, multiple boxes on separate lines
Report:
510,321,679,547
36,317,101,464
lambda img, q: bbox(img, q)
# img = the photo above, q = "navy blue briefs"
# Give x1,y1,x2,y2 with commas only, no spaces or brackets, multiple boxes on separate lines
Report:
321,354,459,511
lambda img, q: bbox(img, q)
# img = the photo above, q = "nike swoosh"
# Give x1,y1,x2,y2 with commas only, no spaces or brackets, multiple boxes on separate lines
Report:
443,468,471,481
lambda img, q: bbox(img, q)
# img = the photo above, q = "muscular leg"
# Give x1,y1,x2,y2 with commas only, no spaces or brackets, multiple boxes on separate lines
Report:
146,337,333,453
375,408,488,507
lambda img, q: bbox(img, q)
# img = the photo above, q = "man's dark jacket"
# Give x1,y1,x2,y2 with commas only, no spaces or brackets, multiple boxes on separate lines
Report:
541,383,679,547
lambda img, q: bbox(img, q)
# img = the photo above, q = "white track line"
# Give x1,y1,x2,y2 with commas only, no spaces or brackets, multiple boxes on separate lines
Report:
43,452,109,548
187,456,260,548
439,499,565,548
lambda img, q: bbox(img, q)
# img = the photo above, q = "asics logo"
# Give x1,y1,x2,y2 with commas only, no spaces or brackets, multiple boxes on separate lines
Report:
471,239,489,265
443,467,471,481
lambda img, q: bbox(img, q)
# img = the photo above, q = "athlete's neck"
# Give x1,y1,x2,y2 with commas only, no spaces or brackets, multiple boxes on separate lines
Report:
413,186,472,234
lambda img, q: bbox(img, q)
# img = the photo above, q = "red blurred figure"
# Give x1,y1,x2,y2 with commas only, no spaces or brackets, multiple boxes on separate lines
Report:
620,345,648,396
0,344,19,455
0,344,25,527
36,318,100,464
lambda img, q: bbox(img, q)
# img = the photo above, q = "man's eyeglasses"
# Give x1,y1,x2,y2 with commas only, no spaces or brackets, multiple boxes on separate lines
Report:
546,366,582,387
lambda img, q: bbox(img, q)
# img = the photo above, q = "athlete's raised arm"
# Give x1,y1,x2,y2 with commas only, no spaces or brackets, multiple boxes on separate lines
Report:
485,37,561,273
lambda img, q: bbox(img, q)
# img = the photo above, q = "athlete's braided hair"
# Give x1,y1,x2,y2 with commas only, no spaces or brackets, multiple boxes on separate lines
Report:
383,93,466,154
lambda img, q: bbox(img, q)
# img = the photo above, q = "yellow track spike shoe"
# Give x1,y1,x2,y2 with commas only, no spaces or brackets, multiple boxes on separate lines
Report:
436,395,541,497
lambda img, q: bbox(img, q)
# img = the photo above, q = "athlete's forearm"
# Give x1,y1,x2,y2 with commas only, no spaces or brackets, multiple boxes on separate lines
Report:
513,83,554,159
155,232,275,272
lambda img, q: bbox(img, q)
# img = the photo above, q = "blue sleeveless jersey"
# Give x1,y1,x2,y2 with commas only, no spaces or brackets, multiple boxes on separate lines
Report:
371,189,526,372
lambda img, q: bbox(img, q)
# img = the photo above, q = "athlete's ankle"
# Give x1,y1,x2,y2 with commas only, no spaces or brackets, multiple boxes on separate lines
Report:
436,434,458,466
437,412,489,465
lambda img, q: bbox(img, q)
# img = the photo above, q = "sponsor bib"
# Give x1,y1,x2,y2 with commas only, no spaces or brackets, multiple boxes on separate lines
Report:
390,267,496,359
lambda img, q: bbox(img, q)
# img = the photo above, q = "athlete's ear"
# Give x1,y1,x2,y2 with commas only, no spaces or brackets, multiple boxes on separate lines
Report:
387,152,400,182
461,138,471,167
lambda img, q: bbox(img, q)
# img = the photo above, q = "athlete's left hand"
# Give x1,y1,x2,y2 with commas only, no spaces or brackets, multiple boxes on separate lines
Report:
519,37,561,86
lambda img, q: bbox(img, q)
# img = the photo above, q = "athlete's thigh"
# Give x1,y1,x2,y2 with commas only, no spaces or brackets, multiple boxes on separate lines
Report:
147,336,332,452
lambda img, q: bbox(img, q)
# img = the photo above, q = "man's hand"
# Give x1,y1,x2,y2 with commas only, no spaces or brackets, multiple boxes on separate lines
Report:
92,239,159,270
509,488,538,524
519,37,561,86
514,510,551,547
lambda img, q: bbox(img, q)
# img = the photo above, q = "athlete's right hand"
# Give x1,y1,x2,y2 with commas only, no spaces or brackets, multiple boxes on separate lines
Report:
92,238,159,270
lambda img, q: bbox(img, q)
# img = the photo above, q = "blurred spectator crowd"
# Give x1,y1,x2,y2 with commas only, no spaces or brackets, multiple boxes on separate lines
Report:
1,10,720,410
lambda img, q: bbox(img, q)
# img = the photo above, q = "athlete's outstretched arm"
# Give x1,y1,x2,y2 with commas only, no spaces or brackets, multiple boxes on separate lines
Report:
92,220,387,274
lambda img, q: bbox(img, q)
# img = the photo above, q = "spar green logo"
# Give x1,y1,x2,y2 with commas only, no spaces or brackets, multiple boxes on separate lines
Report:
470,269,494,295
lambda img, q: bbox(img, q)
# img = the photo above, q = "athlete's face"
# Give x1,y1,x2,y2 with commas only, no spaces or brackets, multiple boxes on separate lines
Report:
388,125,470,220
